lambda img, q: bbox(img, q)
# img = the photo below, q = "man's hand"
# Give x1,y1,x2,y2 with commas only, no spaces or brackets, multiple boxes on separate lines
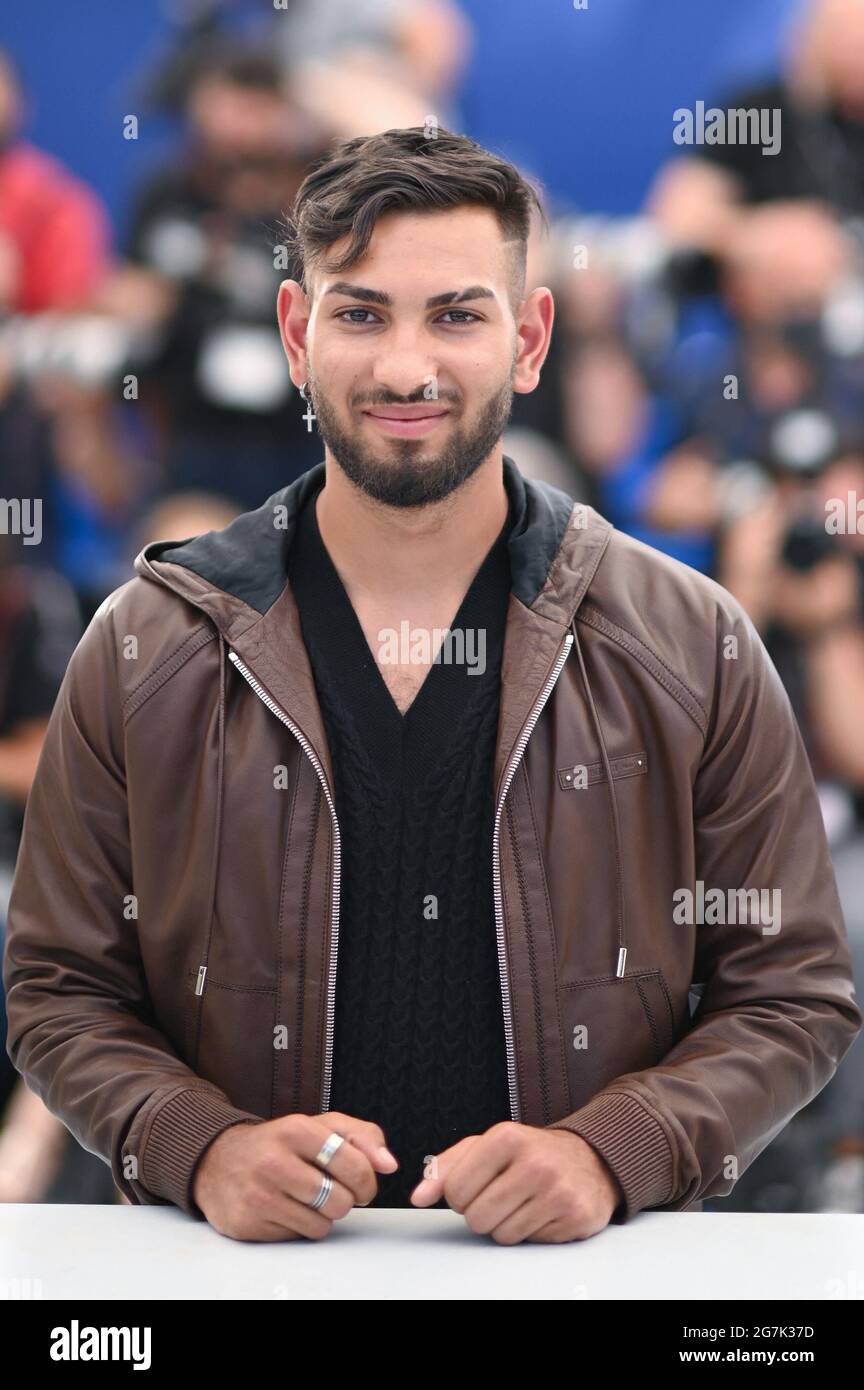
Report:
192,1111,398,1241
409,1121,624,1243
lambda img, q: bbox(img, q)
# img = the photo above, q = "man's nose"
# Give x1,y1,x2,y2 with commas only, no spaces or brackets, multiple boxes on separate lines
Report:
369,330,441,400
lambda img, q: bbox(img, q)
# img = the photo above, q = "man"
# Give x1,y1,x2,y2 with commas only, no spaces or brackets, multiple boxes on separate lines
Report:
0,47,109,313
116,45,328,512
648,0,864,299
4,128,862,1246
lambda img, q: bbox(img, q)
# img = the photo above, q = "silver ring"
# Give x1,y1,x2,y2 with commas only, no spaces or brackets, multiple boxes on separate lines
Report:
309,1173,333,1211
315,1133,345,1168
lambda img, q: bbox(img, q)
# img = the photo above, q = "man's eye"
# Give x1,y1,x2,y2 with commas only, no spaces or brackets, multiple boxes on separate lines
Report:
335,308,481,325
336,308,379,324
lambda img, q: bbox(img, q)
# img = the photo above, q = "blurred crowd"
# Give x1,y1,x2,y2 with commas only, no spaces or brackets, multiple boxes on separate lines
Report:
1,0,863,1215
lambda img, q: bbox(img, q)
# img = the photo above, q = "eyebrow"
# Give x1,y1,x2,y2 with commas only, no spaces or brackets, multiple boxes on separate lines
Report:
323,282,497,309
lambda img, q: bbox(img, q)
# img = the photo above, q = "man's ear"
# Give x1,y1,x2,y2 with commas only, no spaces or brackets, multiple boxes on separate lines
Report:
513,286,555,395
277,279,311,389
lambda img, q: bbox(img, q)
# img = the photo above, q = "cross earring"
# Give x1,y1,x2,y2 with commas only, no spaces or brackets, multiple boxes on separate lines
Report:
299,381,316,433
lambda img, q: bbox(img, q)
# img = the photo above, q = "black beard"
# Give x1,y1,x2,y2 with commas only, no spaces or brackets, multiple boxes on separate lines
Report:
305,376,515,508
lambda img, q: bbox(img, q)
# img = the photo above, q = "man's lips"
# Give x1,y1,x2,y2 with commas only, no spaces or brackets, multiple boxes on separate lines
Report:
363,405,450,419
361,406,451,436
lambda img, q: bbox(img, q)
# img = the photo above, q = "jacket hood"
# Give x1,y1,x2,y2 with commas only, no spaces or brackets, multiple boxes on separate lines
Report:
133,455,611,627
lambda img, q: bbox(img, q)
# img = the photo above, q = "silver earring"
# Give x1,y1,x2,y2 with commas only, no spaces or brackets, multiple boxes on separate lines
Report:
299,381,316,432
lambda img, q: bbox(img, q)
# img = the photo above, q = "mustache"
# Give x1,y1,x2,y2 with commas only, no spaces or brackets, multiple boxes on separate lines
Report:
349,390,462,409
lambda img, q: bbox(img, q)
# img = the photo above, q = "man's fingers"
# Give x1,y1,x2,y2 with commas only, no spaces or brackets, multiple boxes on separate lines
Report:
278,1150,356,1219
459,1166,536,1234
441,1129,517,1212
317,1112,399,1175
242,1192,334,1242
273,1114,387,1206
486,1194,558,1246
410,1133,485,1206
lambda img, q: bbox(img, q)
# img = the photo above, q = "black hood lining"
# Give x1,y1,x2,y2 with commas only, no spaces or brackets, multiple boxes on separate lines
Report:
141,456,575,614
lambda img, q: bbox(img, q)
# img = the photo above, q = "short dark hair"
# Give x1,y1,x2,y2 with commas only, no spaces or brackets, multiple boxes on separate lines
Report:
196,49,284,94
283,126,547,307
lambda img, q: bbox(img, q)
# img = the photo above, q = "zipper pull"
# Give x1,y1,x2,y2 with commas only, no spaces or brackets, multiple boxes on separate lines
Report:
195,965,208,996
616,947,627,979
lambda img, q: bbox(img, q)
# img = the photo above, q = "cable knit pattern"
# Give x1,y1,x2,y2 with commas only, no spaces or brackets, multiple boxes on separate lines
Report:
288,483,513,1206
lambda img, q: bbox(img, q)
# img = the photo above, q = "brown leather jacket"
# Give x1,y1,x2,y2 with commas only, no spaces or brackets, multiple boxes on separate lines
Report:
4,457,861,1222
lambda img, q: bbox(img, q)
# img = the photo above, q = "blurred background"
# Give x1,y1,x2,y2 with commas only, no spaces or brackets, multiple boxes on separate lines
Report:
0,0,862,1214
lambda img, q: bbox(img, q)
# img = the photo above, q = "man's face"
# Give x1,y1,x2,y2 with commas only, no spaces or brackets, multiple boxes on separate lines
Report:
820,1,864,118
289,207,526,508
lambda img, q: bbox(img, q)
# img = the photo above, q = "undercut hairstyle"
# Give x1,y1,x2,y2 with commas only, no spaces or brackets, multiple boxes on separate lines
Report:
283,126,547,310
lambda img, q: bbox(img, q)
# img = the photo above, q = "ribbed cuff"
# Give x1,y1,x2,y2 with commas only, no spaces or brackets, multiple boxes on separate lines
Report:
138,1086,267,1218
545,1088,675,1221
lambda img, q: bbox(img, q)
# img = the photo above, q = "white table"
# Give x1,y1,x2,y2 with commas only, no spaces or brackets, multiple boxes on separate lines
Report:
1,1206,862,1299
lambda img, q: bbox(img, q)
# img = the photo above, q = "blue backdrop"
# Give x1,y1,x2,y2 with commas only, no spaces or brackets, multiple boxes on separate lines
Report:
2,0,805,235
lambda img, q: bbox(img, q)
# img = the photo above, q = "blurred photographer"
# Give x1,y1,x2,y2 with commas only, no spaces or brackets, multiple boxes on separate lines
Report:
104,42,327,510
648,0,864,260
720,423,864,794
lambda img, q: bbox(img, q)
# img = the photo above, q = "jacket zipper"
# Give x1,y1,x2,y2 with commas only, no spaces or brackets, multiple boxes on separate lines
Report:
226,649,342,1112
492,630,574,1124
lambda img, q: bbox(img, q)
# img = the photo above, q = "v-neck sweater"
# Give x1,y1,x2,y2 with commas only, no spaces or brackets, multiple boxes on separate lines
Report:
286,481,514,1207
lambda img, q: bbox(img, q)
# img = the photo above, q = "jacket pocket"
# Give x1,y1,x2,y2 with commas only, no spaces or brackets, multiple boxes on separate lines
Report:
186,970,277,1120
561,967,677,1111
557,750,647,790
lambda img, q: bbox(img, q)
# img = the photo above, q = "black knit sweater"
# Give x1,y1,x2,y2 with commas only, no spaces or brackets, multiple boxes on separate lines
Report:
287,482,513,1207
